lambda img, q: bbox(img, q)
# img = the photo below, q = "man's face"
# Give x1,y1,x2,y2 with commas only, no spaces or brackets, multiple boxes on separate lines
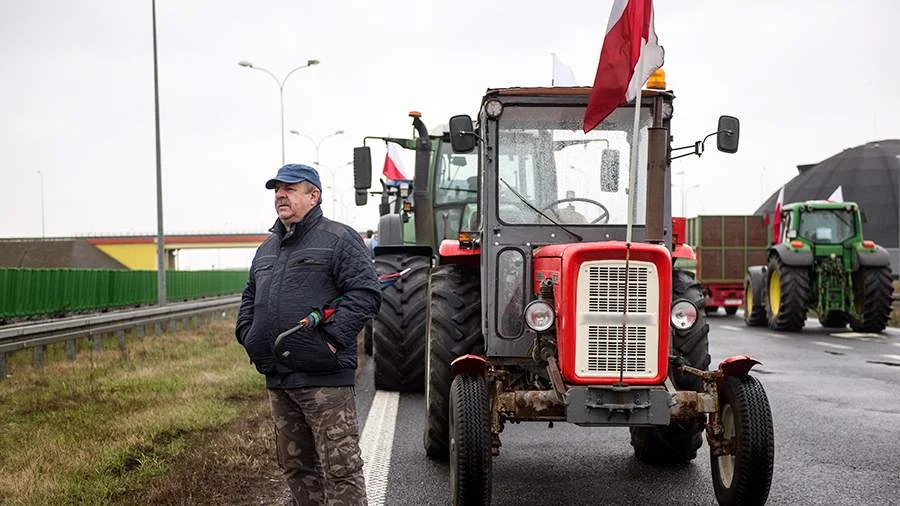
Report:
274,181,319,225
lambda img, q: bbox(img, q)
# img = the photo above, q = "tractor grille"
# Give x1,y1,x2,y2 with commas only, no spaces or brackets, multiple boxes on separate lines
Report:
586,265,650,313
575,260,659,378
586,326,648,373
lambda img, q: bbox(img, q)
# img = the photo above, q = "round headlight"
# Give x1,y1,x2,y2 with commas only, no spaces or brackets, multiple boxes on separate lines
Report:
670,300,698,330
524,300,555,332
485,100,504,119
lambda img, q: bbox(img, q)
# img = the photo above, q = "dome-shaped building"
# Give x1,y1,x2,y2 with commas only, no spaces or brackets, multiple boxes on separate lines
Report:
755,139,900,274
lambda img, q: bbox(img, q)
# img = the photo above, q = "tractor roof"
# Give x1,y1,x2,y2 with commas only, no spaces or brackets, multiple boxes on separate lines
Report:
782,200,859,211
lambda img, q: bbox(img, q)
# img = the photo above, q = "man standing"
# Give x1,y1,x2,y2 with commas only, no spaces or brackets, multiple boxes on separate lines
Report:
236,164,380,505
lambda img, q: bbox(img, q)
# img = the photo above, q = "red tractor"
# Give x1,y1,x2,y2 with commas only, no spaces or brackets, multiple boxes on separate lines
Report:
423,86,775,505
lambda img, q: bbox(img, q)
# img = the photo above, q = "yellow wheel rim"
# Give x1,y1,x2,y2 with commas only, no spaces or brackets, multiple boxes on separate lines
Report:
769,271,781,315
746,284,754,310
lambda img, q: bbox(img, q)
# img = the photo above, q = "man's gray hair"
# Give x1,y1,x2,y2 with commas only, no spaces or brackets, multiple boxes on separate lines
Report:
299,180,322,205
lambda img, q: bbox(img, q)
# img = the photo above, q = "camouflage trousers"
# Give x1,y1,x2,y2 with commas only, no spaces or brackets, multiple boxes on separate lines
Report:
269,386,367,506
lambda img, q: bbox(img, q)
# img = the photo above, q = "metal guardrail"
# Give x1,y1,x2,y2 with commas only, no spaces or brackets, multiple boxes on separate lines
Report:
0,296,240,380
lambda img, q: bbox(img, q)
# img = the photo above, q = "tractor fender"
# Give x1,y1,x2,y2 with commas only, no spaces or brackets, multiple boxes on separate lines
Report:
376,214,403,247
672,243,695,260
771,243,813,267
745,265,767,297
438,239,481,266
856,244,891,268
718,355,761,377
451,354,489,378
374,244,432,259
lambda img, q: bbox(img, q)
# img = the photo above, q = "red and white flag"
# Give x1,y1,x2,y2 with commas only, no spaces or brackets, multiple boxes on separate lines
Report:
382,143,409,181
772,186,785,240
583,0,664,133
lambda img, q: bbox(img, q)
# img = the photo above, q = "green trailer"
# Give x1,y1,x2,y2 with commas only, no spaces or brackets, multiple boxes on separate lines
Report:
686,215,768,315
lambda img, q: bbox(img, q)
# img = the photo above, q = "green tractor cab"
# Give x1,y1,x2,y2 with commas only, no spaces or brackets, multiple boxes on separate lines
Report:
352,113,479,391
744,200,893,332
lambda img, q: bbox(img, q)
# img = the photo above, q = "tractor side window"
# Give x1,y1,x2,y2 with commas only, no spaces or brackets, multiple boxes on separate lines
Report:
435,146,478,205
497,249,525,338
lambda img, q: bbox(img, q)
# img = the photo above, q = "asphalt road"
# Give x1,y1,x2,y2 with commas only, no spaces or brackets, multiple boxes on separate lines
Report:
355,313,900,505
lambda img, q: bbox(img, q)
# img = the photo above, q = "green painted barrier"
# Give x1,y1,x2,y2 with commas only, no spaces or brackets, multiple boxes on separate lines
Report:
0,269,248,319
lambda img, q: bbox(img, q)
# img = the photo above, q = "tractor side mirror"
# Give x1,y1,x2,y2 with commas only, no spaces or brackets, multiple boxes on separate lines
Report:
716,115,740,154
448,115,477,153
600,149,620,192
353,146,372,206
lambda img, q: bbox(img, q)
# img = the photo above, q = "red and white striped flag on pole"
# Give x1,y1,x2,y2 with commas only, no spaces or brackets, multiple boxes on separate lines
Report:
772,186,785,241
382,143,409,181
582,0,664,133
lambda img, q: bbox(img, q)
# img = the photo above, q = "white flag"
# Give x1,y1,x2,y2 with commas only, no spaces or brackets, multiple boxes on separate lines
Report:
552,52,577,86
827,185,843,202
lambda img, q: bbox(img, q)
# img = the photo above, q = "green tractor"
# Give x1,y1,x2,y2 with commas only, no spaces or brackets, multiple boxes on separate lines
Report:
353,112,479,391
744,200,893,332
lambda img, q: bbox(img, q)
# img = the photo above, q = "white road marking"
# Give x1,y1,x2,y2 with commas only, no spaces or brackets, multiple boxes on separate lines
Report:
766,332,786,339
882,354,900,361
829,331,883,339
892,342,900,348
812,341,853,350
720,325,742,332
360,390,399,505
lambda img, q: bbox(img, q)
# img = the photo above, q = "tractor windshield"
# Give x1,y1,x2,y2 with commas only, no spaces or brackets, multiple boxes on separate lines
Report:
496,105,651,226
798,209,856,244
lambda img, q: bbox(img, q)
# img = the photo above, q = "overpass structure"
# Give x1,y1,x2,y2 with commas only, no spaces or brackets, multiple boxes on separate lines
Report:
86,233,270,270
0,233,270,270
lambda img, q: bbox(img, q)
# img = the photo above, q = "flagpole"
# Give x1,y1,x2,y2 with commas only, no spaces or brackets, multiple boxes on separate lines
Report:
624,52,645,244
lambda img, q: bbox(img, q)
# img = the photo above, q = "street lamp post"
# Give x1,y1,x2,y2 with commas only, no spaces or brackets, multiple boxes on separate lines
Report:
289,130,345,217
36,170,45,238
238,59,320,165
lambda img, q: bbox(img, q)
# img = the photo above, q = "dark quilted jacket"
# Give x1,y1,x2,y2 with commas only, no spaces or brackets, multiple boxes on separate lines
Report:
235,206,381,389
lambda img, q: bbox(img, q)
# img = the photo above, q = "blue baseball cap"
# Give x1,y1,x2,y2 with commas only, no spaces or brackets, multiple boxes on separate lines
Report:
265,164,322,190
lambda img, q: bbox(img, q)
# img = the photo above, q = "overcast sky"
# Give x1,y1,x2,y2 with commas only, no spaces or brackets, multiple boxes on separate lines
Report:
2,1,898,251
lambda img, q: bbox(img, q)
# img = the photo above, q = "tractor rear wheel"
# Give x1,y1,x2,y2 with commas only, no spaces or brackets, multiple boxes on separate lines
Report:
765,255,810,331
630,269,708,463
711,374,775,506
849,266,893,333
424,265,484,460
743,275,767,327
817,312,847,329
449,374,492,506
373,254,430,391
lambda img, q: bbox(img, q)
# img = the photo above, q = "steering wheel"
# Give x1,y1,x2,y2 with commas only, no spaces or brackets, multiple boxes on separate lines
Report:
540,197,610,224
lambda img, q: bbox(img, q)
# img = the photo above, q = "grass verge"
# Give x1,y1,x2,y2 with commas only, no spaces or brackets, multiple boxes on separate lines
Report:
0,320,283,505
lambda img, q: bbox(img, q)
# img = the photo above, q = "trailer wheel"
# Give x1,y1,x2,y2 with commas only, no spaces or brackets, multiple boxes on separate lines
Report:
849,266,893,333
817,312,847,329
705,305,719,315
711,374,774,506
449,374,492,506
373,254,430,391
766,255,810,331
743,272,768,327
630,269,707,463
725,306,738,316
424,265,483,460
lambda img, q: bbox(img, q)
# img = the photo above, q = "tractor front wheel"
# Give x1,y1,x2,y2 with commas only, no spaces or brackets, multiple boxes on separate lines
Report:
424,265,484,460
850,266,893,333
711,374,775,506
743,274,767,327
766,255,810,331
449,374,492,506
